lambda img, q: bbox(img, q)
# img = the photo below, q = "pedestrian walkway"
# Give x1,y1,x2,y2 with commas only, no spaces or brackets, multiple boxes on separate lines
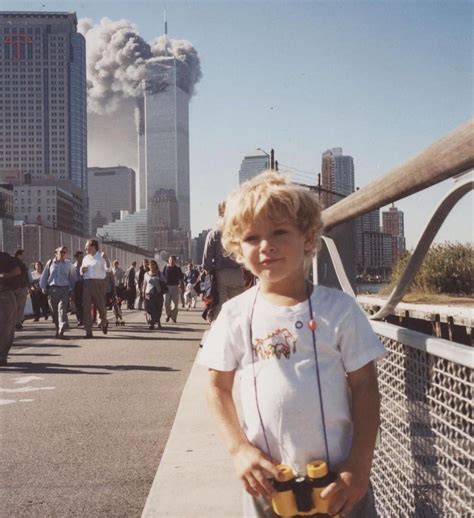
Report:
142,359,242,517
1,306,209,517
7,303,244,517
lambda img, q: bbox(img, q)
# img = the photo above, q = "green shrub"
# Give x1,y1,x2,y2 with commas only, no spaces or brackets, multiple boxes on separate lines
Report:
387,242,473,295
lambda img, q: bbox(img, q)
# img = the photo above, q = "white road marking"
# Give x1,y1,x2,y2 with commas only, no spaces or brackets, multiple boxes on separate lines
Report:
12,376,44,384
0,399,16,406
0,386,55,393
19,399,35,403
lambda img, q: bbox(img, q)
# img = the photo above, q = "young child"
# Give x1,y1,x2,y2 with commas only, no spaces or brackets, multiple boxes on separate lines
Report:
199,172,386,518
184,282,198,309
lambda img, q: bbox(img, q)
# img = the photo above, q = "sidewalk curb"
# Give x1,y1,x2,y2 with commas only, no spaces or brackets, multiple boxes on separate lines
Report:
142,357,241,517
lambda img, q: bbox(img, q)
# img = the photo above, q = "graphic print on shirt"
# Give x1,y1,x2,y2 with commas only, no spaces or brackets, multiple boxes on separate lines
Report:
253,328,297,360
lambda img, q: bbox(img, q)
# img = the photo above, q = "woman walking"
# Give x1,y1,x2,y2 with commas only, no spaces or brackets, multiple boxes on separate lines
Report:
29,261,49,321
143,260,167,330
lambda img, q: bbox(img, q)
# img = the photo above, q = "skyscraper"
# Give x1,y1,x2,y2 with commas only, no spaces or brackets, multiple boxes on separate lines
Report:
383,204,406,265
137,58,190,232
88,166,136,235
383,204,405,237
239,150,270,184
355,209,381,272
149,188,179,230
0,12,87,190
321,148,354,208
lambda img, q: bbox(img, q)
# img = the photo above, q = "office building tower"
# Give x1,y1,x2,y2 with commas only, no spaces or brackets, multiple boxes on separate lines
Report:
191,229,210,265
88,166,136,235
0,184,14,252
148,189,189,258
355,209,380,271
360,232,393,273
383,204,405,237
149,188,179,230
136,58,190,235
239,150,270,184
356,209,381,242
0,12,87,191
354,208,397,275
13,178,87,235
383,204,406,265
321,148,355,208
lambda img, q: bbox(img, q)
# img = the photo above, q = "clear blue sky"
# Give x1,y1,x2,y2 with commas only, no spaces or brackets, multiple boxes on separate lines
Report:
4,0,473,247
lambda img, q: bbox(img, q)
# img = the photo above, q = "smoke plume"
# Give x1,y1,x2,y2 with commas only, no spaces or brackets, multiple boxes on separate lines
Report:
78,17,202,115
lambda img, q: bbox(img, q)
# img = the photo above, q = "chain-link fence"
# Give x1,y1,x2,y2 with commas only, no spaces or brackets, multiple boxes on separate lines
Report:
13,223,151,268
371,321,473,517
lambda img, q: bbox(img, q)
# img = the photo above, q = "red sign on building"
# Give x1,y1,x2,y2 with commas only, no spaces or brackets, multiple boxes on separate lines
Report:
4,34,33,61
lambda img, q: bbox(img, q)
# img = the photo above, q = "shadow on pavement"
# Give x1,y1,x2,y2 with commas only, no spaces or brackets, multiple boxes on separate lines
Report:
13,342,82,348
0,362,180,375
109,335,201,342
9,352,62,357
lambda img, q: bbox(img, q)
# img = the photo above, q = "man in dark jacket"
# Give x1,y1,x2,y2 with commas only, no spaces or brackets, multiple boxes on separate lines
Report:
124,261,137,309
163,256,184,323
13,249,29,329
0,252,21,365
202,202,244,320
135,259,149,310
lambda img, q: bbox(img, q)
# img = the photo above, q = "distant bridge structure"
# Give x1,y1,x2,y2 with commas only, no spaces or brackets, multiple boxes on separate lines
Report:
314,120,473,516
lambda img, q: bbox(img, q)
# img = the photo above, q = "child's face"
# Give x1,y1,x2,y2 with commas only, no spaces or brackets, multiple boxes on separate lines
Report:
239,218,312,286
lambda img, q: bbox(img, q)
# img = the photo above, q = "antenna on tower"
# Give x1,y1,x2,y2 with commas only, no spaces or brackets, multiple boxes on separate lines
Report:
164,10,168,41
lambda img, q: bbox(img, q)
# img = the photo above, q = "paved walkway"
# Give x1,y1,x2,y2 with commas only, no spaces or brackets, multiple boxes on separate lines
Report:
142,354,242,517
7,302,242,517
3,306,225,517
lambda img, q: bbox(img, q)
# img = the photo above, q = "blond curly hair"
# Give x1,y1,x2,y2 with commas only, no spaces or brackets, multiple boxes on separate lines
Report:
221,171,324,264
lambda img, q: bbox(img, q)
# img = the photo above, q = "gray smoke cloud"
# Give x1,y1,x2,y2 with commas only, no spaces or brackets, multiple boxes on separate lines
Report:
78,17,202,115
150,35,202,96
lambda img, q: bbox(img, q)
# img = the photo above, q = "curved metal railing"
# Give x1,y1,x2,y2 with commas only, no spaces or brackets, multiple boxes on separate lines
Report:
314,172,473,320
371,173,473,320
311,120,474,517
314,120,474,318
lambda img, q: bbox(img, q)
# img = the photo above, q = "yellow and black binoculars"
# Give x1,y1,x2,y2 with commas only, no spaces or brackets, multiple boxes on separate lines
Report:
271,460,340,517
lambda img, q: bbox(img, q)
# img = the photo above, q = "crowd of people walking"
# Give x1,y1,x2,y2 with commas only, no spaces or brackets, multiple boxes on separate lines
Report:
0,228,246,365
0,199,254,366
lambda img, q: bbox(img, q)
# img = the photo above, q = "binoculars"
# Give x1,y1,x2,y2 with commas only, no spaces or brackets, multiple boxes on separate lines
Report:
271,460,339,517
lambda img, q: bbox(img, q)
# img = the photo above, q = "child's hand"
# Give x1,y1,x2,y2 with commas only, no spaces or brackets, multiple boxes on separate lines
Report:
231,443,281,499
320,462,370,516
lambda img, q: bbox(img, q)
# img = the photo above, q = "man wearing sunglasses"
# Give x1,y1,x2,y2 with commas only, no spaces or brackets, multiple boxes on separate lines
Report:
40,247,76,339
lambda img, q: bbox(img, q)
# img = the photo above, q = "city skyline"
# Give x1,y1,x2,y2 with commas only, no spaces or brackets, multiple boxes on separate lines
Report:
2,1,472,249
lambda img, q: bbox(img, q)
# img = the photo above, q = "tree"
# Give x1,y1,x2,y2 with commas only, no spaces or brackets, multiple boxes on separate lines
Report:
387,242,472,295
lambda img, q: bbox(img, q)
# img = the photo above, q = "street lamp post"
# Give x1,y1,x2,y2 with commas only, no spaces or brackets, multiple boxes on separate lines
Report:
257,147,277,171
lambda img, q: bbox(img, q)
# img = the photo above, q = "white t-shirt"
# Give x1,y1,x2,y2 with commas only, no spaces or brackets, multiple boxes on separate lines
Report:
199,284,386,475
81,252,109,280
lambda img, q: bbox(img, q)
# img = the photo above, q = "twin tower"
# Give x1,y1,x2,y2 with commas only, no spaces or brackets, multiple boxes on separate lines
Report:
136,57,191,240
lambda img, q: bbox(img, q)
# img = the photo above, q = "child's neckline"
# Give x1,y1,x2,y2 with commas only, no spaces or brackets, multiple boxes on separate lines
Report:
257,282,315,309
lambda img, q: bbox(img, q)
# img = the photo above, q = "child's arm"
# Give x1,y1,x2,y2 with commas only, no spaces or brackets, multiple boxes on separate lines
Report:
321,361,380,516
207,369,280,499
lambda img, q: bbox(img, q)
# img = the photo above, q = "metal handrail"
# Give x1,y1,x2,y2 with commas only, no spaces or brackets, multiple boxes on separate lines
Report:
313,236,356,297
314,176,473,320
370,320,473,368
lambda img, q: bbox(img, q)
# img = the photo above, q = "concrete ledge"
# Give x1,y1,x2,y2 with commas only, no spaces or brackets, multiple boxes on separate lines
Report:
142,360,242,517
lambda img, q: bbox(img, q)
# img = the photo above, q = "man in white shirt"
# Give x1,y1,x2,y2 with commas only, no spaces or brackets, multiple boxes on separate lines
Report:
81,239,111,338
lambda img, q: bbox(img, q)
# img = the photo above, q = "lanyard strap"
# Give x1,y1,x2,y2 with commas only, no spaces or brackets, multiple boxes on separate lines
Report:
249,282,331,470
